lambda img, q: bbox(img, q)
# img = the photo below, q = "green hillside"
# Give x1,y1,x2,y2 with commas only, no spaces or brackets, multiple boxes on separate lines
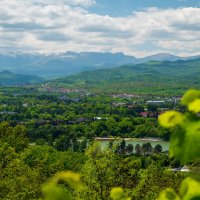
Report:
0,70,44,86
56,59,200,95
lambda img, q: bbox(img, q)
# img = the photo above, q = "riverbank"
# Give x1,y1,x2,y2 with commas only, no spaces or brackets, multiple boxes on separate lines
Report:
96,137,169,152
95,137,165,142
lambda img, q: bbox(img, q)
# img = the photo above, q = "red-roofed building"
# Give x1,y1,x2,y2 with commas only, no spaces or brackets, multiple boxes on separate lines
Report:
140,112,148,118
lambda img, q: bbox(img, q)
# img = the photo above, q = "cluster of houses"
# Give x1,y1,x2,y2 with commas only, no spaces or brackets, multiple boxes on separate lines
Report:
112,93,140,99
41,86,74,93
40,84,81,94
0,111,18,115
111,96,178,118
112,93,181,101
24,116,108,126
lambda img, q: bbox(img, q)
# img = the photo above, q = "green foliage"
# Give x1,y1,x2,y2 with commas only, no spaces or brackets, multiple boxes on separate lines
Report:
157,188,180,200
132,163,185,200
158,92,200,162
158,89,200,199
110,187,131,200
42,171,81,200
0,121,86,200
180,178,200,199
181,89,200,106
188,99,200,113
154,144,162,153
77,142,118,199
0,87,173,141
0,144,41,200
0,122,29,152
158,111,183,128
170,121,200,162
43,183,73,200
157,178,200,200
22,145,87,181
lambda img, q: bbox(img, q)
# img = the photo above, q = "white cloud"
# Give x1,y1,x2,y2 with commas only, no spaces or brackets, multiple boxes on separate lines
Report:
0,1,199,57
25,0,96,7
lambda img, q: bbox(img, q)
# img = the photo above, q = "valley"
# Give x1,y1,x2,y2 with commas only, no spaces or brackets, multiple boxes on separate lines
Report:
1,0,200,199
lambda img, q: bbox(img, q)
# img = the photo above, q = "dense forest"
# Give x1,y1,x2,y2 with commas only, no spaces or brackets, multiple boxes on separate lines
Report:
0,86,180,145
1,83,200,199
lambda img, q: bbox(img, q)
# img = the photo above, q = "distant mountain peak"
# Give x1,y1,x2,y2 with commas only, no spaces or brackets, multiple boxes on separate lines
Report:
0,71,44,86
0,70,13,74
152,53,175,56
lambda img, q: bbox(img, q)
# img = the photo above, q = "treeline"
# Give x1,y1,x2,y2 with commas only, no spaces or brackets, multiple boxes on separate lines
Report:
26,117,171,148
112,140,163,155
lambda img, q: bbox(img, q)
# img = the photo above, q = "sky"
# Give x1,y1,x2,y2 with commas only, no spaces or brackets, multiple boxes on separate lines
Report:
0,0,200,57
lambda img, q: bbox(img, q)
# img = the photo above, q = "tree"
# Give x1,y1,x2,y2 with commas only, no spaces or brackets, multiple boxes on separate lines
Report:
78,142,118,200
79,138,88,152
0,122,29,152
142,143,153,156
135,144,142,155
116,140,126,155
54,135,71,151
154,144,162,154
126,144,134,155
0,144,41,200
108,140,114,149
119,139,126,155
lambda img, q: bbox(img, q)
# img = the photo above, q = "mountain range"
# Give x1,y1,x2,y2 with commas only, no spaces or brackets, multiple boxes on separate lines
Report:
0,52,199,78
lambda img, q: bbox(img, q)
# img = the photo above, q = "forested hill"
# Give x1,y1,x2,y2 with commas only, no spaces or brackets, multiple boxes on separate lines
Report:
56,58,200,95
0,70,44,86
